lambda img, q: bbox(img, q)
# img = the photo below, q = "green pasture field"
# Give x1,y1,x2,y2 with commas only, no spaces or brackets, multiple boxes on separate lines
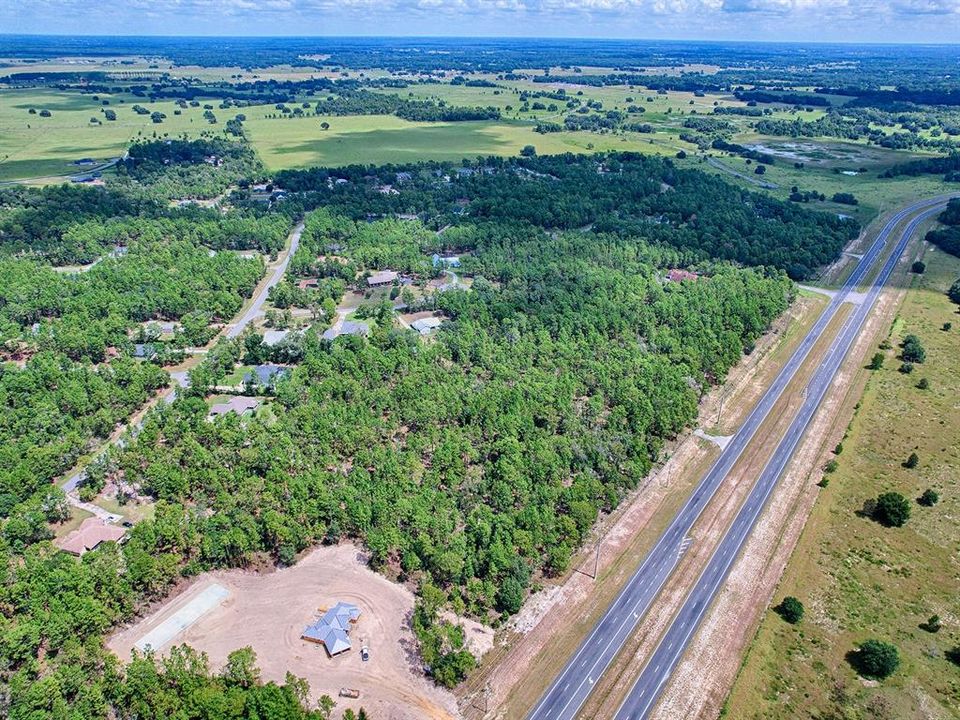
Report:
243,112,677,169
680,138,953,224
0,87,237,182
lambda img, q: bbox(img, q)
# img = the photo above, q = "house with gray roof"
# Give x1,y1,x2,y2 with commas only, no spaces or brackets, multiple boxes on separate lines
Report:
208,396,261,419
322,320,370,341
243,364,290,387
411,316,444,335
132,343,157,360
302,601,362,657
367,270,398,287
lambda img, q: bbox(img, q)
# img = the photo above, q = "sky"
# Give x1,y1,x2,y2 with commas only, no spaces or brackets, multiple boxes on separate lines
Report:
2,0,960,44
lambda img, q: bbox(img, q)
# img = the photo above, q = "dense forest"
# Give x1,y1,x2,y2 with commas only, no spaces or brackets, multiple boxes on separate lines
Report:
276,153,859,280
114,138,264,200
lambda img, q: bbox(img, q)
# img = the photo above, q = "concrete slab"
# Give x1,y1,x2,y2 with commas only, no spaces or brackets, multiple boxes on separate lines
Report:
135,583,231,652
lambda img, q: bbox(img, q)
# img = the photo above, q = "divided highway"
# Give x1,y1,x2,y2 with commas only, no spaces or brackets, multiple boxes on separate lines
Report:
528,197,951,720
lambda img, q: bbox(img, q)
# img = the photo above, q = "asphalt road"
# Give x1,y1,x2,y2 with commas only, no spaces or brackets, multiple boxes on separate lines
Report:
226,220,304,339
528,197,951,720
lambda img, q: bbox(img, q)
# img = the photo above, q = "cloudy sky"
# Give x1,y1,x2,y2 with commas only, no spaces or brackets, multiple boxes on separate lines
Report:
3,0,960,43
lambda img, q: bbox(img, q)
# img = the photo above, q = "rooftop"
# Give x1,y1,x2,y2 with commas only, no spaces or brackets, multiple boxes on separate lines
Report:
243,364,290,386
302,601,362,656
57,517,126,556
367,270,398,286
411,316,444,335
322,320,370,341
208,396,262,418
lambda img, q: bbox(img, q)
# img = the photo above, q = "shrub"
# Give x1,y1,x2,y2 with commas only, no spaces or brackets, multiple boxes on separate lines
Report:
868,352,885,370
874,492,911,527
911,260,926,274
834,442,844,455
918,488,939,506
922,614,941,633
901,334,926,363
899,362,914,374
824,459,839,473
946,647,960,667
949,279,960,304
776,596,805,624
904,452,920,469
943,322,953,331
916,377,929,390
851,639,900,679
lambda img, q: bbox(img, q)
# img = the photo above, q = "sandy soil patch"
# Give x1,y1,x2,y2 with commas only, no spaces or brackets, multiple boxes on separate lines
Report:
109,543,463,720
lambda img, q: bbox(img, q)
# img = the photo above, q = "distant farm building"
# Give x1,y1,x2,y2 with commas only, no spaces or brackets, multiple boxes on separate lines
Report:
208,396,261,419
302,601,362,656
57,518,126,556
367,270,398,287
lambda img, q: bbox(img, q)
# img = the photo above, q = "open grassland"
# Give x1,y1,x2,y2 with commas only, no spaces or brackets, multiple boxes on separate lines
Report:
244,112,675,169
0,88,234,181
681,141,951,225
723,244,960,720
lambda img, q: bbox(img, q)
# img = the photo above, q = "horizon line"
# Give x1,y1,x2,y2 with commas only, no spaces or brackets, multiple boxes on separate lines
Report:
2,33,960,48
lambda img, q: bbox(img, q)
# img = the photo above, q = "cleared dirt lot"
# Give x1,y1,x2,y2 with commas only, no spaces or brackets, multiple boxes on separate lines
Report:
109,543,476,720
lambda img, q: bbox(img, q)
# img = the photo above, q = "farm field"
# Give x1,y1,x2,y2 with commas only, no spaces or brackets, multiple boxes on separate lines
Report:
243,113,674,169
722,242,960,720
682,140,950,225
0,88,230,181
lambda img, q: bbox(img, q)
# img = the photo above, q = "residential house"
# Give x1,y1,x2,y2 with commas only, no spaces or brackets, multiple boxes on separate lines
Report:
208,396,262,419
57,518,126,557
243,364,290,387
367,270,398,287
322,320,370,341
302,601,362,657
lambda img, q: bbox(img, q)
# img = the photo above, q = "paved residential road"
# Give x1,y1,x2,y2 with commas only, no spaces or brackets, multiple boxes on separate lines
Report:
226,220,304,339
528,197,952,720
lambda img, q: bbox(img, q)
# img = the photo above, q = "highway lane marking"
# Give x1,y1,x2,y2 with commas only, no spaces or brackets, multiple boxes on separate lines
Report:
610,200,952,720
528,196,955,720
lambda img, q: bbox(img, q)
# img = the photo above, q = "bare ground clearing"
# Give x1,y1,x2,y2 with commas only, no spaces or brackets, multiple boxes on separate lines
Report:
459,290,829,719
109,543,485,720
